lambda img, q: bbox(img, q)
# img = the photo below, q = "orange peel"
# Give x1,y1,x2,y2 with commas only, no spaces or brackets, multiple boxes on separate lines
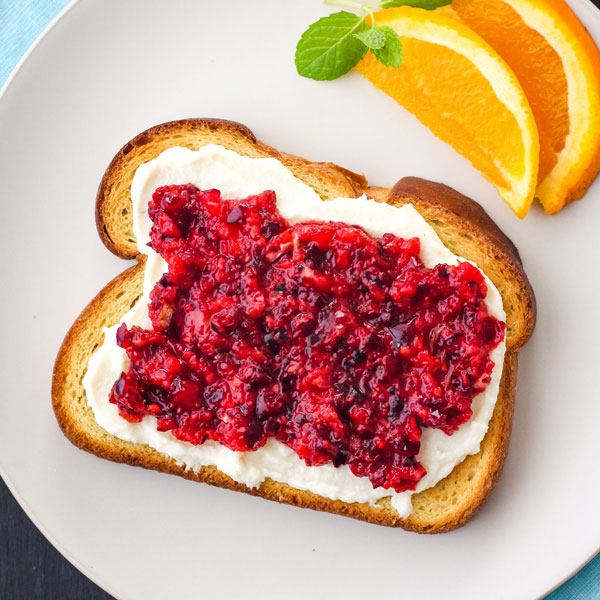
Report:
448,0,600,214
355,7,539,218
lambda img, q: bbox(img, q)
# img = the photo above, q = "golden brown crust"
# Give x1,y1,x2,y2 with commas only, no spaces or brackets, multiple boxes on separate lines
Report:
55,118,536,532
386,177,536,351
96,119,368,259
52,266,518,532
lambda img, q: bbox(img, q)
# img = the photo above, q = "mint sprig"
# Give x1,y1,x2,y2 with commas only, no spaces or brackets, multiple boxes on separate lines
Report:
295,12,370,81
354,26,388,50
380,0,453,8
295,0,451,81
369,25,404,67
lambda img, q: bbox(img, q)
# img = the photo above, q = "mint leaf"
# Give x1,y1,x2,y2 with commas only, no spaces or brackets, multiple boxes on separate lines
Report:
371,25,403,68
354,26,387,50
380,0,452,8
295,11,369,81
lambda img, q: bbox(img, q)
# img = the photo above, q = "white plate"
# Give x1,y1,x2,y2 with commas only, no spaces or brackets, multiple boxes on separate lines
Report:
1,1,599,598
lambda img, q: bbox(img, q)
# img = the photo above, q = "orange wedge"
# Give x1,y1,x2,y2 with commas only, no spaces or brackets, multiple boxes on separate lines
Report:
355,7,539,218
448,0,600,214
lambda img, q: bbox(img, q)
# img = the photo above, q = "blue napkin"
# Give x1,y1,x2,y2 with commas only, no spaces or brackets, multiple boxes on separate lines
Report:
0,0,598,598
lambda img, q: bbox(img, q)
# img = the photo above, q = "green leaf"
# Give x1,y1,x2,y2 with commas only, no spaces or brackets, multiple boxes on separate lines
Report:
371,26,403,68
380,0,452,9
354,26,387,50
295,11,369,81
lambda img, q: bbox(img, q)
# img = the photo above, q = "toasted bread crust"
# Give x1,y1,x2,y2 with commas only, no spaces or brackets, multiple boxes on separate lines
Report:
55,118,535,532
96,119,368,259
387,177,536,350
53,265,518,532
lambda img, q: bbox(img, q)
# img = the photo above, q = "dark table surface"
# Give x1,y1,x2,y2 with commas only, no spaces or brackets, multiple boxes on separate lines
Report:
2,1,600,599
1,477,114,599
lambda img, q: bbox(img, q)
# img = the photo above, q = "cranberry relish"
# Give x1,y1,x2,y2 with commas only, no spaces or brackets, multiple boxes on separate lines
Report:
111,184,505,492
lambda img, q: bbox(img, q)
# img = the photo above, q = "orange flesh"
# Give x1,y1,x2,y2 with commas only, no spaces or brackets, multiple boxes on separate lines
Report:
452,0,569,185
356,37,527,191
538,0,600,205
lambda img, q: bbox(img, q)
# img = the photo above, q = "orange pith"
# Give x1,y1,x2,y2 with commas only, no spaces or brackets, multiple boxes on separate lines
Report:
355,7,539,218
449,0,600,214
451,0,568,186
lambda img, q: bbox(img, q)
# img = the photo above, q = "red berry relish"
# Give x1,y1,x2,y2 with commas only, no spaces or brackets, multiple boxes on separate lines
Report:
110,185,505,492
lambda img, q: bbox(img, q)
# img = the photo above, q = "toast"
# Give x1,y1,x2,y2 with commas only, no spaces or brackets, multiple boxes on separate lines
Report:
52,118,535,533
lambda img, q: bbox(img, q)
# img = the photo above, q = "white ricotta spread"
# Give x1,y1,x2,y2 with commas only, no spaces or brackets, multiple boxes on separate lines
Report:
83,145,506,518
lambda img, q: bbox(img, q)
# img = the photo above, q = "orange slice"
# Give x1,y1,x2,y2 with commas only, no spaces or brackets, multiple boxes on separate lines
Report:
448,0,600,214
355,7,539,218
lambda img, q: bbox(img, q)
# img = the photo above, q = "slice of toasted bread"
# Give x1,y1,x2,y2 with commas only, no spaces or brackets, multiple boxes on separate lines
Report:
53,119,535,532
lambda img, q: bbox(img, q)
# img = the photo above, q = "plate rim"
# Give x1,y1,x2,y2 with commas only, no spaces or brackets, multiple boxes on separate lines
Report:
0,4,129,598
0,1,598,599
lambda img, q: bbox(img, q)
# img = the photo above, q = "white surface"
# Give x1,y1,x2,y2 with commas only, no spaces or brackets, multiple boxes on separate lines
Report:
0,1,598,599
84,144,505,519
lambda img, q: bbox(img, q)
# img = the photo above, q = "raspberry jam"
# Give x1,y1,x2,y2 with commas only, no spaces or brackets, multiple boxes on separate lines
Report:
110,185,505,492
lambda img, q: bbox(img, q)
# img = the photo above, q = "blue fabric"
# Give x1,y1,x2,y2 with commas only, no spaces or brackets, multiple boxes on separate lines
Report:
0,1,599,598
546,554,600,600
0,0,70,85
